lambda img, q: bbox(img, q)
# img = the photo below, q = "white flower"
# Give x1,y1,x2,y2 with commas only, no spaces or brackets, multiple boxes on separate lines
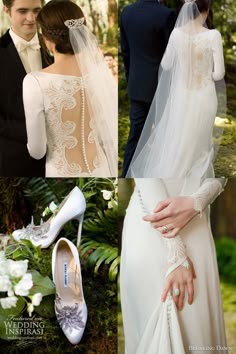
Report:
0,260,8,276
7,289,14,297
31,293,43,306
0,251,6,262
7,259,28,278
101,190,113,200
14,273,33,296
42,201,58,217
0,296,18,309
27,303,34,317
0,275,12,292
49,201,58,212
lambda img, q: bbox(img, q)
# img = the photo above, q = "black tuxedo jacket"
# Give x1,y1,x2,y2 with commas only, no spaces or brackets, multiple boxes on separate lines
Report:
0,30,51,176
120,0,175,102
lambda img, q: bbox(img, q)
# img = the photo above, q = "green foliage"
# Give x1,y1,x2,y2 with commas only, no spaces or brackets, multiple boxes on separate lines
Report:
81,240,119,281
5,240,42,270
107,25,118,47
2,178,119,282
215,237,236,283
30,271,55,297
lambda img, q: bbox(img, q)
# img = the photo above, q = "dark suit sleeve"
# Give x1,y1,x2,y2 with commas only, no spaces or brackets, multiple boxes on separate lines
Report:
120,10,130,81
0,112,27,144
163,11,176,45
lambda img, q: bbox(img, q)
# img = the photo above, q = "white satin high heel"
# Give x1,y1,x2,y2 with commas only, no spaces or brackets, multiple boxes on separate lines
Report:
12,186,86,248
52,238,87,345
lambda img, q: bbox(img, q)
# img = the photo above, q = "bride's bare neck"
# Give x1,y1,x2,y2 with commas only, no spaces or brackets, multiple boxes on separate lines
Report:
42,53,82,76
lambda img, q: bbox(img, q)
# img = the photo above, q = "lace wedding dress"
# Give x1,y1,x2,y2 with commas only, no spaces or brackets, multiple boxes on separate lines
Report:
127,27,225,178
23,72,111,177
120,178,227,354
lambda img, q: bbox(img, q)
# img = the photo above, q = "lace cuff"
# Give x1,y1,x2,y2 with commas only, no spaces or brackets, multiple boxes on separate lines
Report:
191,178,226,216
164,235,188,277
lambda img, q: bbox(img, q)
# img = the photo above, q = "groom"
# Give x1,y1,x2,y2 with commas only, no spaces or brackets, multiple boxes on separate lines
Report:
0,0,51,176
120,0,175,176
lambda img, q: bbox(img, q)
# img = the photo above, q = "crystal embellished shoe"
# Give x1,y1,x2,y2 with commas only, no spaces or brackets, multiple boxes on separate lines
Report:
12,186,86,248
52,238,87,345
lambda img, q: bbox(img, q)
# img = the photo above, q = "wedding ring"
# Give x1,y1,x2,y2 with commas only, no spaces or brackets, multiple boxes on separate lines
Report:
163,225,169,233
181,259,191,271
173,288,180,296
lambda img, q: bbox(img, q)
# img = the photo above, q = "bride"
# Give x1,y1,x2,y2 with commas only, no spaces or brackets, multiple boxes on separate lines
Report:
23,0,117,177
120,177,228,354
126,0,225,178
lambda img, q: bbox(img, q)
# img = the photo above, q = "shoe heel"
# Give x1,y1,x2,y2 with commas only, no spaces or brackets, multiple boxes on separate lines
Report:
76,213,84,247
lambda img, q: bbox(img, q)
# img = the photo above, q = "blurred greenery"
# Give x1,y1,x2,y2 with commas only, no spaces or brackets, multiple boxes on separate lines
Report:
118,0,236,176
215,237,236,283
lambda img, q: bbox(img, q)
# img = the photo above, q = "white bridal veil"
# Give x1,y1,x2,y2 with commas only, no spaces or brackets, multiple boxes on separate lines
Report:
126,0,226,179
64,18,118,176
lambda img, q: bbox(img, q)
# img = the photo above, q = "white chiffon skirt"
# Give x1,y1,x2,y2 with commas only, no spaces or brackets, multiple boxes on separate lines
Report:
120,179,227,354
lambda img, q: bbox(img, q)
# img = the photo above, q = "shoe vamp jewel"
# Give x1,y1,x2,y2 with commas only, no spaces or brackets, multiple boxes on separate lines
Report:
23,223,51,240
55,300,85,332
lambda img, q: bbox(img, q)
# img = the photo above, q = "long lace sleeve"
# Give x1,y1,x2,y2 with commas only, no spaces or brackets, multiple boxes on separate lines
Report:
191,178,226,215
212,30,225,81
135,179,188,277
23,73,47,160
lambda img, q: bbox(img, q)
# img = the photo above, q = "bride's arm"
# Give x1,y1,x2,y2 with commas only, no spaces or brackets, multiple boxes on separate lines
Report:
212,30,225,81
144,178,226,237
141,178,226,309
160,31,175,71
135,179,195,309
23,74,47,160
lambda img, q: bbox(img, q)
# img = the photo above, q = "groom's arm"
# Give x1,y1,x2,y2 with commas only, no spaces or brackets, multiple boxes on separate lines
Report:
0,111,27,144
120,10,130,81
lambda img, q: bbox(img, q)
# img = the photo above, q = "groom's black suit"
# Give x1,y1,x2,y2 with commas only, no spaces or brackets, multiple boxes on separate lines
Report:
120,0,175,176
0,30,50,176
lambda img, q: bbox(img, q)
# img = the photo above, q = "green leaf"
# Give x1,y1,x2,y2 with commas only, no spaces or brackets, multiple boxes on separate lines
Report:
108,257,120,282
0,297,25,320
30,270,55,296
34,294,55,319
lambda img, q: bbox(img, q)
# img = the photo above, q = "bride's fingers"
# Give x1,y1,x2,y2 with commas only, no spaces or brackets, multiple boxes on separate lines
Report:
151,217,172,228
156,224,173,234
177,285,185,310
192,263,197,279
153,199,171,213
172,283,180,307
187,280,194,305
161,282,171,302
143,209,169,223
160,228,180,238
143,208,170,223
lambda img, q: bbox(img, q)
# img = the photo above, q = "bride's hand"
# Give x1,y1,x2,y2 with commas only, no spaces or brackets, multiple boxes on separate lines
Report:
161,258,196,310
143,196,198,238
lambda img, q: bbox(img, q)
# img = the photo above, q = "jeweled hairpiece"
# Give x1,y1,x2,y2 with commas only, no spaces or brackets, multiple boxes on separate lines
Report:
64,18,85,29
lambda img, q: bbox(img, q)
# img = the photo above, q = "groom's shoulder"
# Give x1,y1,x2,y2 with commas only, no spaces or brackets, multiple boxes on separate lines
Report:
121,1,173,18
0,30,11,48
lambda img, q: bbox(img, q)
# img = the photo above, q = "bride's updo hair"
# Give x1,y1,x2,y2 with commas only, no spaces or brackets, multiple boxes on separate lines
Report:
194,0,213,28
37,0,86,55
194,0,211,13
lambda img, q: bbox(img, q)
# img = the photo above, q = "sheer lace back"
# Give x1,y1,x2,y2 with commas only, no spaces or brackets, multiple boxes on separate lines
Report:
174,29,214,90
44,75,101,176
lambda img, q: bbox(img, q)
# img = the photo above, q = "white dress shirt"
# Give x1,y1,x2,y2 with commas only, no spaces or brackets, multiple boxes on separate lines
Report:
9,29,42,73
